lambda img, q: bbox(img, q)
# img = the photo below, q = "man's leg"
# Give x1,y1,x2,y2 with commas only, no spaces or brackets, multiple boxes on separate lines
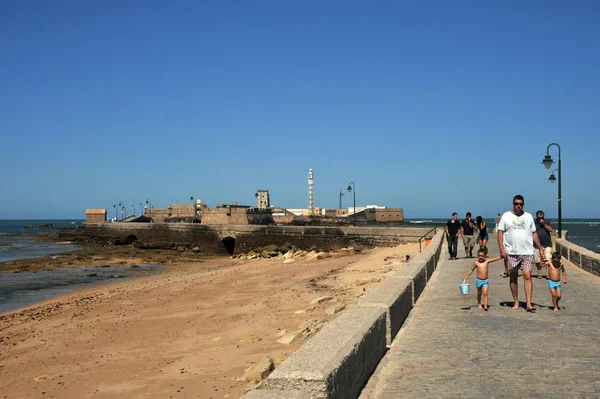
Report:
447,236,453,259
523,268,535,310
503,257,509,277
451,236,458,258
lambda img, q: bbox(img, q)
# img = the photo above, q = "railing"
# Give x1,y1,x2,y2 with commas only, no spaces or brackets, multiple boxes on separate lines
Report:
419,227,437,252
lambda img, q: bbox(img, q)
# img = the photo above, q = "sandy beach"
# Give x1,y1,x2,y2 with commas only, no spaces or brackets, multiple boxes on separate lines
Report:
0,242,419,398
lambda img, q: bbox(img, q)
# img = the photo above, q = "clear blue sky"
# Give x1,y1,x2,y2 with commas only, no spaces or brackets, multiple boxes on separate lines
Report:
2,1,599,219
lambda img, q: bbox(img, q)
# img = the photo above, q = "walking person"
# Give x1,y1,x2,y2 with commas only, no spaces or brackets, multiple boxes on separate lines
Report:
535,210,554,279
446,212,461,260
476,215,488,249
461,212,477,258
494,213,501,233
497,195,546,312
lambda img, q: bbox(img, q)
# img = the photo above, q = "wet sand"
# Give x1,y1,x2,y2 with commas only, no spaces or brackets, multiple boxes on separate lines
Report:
0,241,419,398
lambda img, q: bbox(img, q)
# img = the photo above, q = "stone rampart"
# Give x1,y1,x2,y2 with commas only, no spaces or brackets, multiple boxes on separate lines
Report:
244,230,444,398
556,238,600,277
76,223,434,256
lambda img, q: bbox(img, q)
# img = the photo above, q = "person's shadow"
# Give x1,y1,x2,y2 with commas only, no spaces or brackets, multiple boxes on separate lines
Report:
499,301,545,310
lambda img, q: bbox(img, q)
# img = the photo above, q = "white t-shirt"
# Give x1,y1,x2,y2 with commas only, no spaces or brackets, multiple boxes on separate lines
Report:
498,211,536,255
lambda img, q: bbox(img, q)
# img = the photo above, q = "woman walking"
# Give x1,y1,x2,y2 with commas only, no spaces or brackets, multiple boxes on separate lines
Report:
476,216,488,249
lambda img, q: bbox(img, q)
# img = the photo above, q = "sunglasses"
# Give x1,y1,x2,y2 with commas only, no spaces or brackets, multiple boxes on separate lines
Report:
513,202,524,206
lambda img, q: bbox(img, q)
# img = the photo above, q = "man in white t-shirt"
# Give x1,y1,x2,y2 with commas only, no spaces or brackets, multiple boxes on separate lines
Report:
497,194,546,312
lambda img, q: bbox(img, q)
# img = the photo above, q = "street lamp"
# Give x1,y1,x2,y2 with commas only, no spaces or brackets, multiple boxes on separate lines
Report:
146,198,152,222
140,202,143,217
347,181,356,226
190,196,195,223
541,143,562,238
132,204,135,217
548,168,558,183
113,204,117,221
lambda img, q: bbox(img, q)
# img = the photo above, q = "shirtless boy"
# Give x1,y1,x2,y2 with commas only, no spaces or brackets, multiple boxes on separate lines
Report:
544,252,567,312
464,250,502,311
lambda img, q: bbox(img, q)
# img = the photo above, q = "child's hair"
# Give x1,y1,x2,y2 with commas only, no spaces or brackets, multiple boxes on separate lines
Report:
476,216,483,228
477,248,487,256
552,251,561,261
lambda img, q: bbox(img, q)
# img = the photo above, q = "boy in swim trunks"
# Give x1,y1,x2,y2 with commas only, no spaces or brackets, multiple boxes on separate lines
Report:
544,252,567,312
464,249,502,311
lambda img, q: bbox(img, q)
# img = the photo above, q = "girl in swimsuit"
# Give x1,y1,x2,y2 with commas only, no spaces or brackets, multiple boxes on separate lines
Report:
476,216,488,249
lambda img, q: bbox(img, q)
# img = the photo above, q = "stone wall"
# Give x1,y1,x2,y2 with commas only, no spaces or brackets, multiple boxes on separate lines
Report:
76,223,432,256
556,238,600,277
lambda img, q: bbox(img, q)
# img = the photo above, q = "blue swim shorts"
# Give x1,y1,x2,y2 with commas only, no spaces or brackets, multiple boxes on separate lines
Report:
548,280,562,290
476,278,489,288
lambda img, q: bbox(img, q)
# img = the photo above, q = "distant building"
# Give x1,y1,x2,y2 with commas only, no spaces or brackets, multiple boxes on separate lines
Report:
85,209,107,224
255,189,270,210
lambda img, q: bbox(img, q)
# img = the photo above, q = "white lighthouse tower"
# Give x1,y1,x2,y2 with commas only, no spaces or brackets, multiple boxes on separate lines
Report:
308,168,314,216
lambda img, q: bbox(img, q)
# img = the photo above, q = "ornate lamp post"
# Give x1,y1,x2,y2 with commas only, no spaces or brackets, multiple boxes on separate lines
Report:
146,198,152,222
132,204,135,217
113,204,117,221
347,181,356,226
190,196,195,223
541,143,562,238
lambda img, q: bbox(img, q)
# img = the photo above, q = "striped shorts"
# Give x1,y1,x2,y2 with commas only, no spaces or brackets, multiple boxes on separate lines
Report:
507,254,535,272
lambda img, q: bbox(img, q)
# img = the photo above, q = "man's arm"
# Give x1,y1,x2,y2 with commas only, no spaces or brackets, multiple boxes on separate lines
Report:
445,223,449,236
497,230,505,258
532,232,545,259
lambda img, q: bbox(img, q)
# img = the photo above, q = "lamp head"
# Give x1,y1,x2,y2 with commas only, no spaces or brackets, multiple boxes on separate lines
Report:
347,185,352,192
542,155,554,169
548,173,557,183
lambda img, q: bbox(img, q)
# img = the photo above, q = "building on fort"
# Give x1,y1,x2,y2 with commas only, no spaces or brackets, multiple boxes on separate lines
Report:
143,200,207,222
255,189,270,210
85,209,107,224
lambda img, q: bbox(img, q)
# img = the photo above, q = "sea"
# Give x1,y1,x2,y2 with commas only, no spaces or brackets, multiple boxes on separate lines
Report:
405,218,600,253
1,218,598,314
0,220,162,314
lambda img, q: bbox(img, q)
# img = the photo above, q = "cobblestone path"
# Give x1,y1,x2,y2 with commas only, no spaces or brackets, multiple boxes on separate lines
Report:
361,236,600,398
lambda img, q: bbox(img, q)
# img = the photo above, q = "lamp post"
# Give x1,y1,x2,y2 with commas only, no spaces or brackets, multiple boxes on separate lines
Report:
541,143,562,238
347,181,356,226
132,204,135,217
190,196,195,223
146,198,152,222
113,204,117,221
339,189,344,209
140,202,143,217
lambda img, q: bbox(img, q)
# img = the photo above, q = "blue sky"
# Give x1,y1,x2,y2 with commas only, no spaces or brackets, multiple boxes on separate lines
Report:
1,1,599,219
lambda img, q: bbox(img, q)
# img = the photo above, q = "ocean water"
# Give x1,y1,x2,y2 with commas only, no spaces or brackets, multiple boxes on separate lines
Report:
0,264,163,314
406,218,600,253
0,219,161,314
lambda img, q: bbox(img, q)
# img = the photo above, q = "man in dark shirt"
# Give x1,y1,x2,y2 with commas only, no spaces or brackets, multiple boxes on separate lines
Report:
446,212,461,260
534,210,553,278
461,212,477,258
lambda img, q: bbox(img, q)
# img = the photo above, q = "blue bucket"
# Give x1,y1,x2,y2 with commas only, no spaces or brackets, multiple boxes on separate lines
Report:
460,280,470,295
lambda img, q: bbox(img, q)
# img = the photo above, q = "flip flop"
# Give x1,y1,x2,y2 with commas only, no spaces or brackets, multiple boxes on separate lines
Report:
484,307,489,311
526,307,537,313
501,273,508,278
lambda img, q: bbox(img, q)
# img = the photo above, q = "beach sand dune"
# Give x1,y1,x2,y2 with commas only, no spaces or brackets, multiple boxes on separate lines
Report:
0,243,418,398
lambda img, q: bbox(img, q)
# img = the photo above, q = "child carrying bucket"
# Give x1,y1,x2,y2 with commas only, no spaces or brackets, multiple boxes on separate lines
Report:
464,249,502,311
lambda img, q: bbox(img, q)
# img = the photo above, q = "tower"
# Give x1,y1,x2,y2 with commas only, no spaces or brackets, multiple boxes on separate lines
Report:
308,168,314,215
255,189,270,210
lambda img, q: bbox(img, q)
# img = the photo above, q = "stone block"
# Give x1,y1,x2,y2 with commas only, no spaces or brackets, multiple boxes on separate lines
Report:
263,306,386,399
359,277,413,345
581,253,600,277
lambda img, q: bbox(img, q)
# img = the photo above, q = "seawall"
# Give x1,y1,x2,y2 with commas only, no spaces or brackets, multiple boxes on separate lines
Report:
244,230,445,398
75,223,435,255
556,237,600,277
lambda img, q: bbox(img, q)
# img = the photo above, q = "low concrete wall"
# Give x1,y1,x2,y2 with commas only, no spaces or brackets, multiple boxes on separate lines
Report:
263,306,387,399
556,238,600,277
245,231,445,398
